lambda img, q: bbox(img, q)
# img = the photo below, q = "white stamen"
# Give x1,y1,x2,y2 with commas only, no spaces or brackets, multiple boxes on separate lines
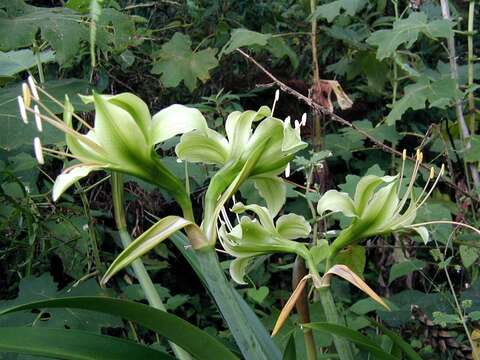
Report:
285,162,291,178
28,76,39,100
300,113,307,126
33,137,44,165
22,83,31,107
284,116,291,129
18,96,28,124
34,105,42,132
271,89,280,116
294,120,300,129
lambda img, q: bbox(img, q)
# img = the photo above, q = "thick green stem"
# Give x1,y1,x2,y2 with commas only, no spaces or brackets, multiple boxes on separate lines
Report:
111,173,191,360
318,286,354,360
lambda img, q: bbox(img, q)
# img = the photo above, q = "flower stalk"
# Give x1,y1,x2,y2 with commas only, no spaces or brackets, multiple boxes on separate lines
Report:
111,173,192,360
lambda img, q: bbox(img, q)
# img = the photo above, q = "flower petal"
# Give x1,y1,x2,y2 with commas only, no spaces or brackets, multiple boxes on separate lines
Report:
252,175,286,217
151,104,208,145
361,182,399,233
230,257,254,285
52,164,103,201
231,202,276,233
176,128,229,165
226,106,270,159
92,93,150,163
63,97,107,164
317,190,357,217
410,226,429,244
354,175,397,215
276,213,311,239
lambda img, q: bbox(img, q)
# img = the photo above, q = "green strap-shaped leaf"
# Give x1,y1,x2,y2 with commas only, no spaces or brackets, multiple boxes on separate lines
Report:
304,322,400,360
0,296,238,360
170,233,282,360
0,327,174,360
102,216,199,284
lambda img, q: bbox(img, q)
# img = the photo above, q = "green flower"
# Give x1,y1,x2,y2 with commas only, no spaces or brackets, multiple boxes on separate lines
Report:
176,107,308,241
317,151,444,261
49,92,206,219
219,202,313,284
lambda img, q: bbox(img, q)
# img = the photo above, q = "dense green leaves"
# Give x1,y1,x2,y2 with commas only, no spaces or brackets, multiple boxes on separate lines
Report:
367,13,453,60
152,32,219,91
221,29,272,55
388,259,426,284
386,76,461,124
305,323,400,360
314,0,366,23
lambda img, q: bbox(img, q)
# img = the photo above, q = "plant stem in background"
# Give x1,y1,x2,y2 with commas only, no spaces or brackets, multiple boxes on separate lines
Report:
467,0,476,135
439,0,480,191
110,173,192,360
310,0,322,150
32,40,45,83
293,257,317,360
75,182,103,274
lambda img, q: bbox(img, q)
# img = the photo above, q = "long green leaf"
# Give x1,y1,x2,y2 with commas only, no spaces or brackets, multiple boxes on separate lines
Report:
304,322,400,360
102,215,198,284
170,233,282,360
0,296,238,360
0,327,174,360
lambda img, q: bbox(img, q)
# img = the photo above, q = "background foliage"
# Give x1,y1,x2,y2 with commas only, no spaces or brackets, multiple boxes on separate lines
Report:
1,0,479,358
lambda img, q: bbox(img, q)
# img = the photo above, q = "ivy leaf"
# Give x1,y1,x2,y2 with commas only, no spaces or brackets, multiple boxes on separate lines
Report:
220,29,271,56
152,32,218,92
460,245,479,268
386,77,461,124
367,12,453,60
0,3,88,64
314,0,366,23
0,49,55,78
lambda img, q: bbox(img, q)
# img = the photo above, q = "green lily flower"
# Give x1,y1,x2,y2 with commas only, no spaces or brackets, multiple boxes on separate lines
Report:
317,151,444,263
176,106,308,242
219,202,315,284
49,92,206,220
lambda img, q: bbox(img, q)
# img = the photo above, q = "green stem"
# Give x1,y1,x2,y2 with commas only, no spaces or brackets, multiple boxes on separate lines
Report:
32,39,45,83
318,286,355,360
467,0,476,134
111,173,192,360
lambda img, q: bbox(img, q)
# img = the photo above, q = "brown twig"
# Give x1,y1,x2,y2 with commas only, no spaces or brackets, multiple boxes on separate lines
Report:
236,48,478,203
